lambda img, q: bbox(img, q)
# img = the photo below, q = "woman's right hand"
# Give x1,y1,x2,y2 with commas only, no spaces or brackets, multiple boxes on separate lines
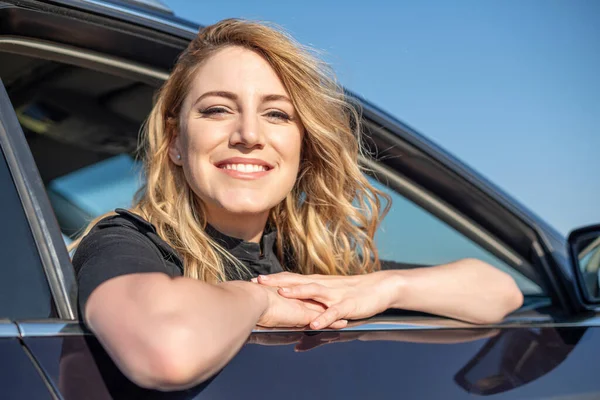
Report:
256,286,348,329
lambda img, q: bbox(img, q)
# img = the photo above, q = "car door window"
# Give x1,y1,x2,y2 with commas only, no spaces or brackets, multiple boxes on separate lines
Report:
370,177,543,295
0,146,54,319
2,48,542,302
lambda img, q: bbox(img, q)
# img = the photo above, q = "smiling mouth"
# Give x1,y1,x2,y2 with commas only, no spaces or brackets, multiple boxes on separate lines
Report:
219,163,270,172
214,159,274,179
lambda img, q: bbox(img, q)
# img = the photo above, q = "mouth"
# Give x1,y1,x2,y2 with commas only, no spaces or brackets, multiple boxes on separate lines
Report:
214,157,274,178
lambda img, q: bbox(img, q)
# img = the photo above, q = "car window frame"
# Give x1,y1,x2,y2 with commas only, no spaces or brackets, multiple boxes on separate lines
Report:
0,79,76,320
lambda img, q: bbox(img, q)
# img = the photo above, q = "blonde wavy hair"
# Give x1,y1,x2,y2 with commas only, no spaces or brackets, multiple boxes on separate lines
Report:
72,18,390,282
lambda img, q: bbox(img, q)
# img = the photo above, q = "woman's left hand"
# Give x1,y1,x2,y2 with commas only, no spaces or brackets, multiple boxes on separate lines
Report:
253,271,399,329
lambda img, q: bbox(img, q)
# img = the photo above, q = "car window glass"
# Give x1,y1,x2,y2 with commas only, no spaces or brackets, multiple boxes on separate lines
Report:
0,146,54,319
369,177,543,295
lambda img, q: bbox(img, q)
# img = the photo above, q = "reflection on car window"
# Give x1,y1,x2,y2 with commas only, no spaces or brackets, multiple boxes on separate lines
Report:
47,154,143,239
49,154,143,216
369,177,543,295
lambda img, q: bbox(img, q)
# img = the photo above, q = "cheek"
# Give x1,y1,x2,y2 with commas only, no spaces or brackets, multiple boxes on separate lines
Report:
181,121,227,158
273,131,303,197
277,129,303,167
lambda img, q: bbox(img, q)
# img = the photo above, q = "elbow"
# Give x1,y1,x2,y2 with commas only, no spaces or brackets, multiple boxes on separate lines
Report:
463,259,525,325
123,319,220,391
469,289,523,325
493,265,525,320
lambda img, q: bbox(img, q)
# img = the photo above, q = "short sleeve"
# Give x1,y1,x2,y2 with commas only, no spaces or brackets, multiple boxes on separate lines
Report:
72,225,179,319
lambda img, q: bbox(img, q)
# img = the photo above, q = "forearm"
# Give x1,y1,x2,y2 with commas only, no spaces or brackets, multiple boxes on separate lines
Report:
386,258,524,324
153,278,267,388
86,274,267,390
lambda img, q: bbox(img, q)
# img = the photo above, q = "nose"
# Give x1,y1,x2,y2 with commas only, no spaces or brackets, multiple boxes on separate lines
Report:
230,112,265,149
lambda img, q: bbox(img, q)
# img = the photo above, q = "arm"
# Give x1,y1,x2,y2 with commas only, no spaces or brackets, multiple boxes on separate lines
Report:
76,222,346,392
86,273,347,391
85,274,267,391
256,258,524,327
387,258,524,324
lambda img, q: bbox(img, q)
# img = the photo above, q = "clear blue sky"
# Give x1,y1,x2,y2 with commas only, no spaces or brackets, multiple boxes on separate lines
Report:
165,0,599,236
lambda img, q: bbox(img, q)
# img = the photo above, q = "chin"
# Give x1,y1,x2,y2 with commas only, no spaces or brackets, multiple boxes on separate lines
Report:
217,196,276,215
221,203,271,215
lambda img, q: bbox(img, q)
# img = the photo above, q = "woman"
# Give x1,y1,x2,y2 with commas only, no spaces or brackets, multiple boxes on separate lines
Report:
72,19,523,391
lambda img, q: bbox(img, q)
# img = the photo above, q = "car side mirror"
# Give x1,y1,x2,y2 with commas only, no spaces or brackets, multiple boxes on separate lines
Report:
568,224,600,303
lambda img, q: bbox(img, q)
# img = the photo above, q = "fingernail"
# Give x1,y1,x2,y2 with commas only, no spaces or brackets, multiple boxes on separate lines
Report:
280,287,290,293
259,275,268,281
312,321,320,329
250,278,258,283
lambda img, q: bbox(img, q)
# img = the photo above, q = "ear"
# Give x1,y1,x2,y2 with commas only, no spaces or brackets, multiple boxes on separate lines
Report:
168,132,183,166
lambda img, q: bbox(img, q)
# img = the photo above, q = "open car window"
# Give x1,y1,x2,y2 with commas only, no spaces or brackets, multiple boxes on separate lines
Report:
3,49,543,308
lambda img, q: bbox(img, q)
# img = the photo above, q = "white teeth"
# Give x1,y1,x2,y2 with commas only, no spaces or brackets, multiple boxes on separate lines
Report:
221,163,267,172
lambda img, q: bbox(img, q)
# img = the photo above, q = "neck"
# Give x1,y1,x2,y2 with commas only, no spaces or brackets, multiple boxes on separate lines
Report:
205,209,269,243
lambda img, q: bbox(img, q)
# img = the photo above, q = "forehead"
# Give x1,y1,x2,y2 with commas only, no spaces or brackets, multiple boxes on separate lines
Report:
187,46,289,100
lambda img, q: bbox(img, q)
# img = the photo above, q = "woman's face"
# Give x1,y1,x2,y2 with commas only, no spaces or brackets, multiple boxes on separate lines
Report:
170,46,304,225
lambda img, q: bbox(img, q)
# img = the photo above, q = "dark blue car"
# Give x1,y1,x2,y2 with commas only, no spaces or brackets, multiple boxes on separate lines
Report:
0,0,599,398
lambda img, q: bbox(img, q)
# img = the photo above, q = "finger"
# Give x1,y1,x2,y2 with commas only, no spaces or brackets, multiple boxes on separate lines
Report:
307,274,359,286
301,299,327,313
279,283,330,304
310,302,351,330
257,272,309,287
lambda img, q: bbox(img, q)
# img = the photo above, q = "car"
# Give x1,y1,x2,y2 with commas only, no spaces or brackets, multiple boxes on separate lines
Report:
0,0,599,398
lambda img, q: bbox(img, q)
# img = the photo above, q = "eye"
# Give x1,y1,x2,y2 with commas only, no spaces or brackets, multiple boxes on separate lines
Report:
264,110,292,122
199,107,230,117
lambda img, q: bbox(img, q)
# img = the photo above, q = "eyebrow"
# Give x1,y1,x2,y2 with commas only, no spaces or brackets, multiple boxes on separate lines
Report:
192,91,292,108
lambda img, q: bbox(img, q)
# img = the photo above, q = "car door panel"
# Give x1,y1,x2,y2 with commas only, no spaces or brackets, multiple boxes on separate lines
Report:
21,322,600,400
0,338,54,399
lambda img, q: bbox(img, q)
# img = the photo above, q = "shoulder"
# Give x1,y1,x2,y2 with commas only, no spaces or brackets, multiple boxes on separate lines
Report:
73,208,183,319
74,208,182,268
88,208,158,236
72,209,164,270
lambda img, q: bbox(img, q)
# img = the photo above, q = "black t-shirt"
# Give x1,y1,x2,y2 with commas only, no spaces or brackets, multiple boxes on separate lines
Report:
72,208,285,318
73,208,424,320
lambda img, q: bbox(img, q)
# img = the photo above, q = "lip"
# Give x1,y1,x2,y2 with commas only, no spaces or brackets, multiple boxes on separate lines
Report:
214,157,274,180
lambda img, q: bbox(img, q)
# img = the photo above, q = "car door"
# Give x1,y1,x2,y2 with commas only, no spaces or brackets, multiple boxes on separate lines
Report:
2,1,600,399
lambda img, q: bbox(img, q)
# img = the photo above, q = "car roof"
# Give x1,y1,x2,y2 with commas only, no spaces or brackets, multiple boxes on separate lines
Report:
48,0,200,38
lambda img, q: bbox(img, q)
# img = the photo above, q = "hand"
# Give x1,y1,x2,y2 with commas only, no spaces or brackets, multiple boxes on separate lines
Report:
256,285,348,329
254,271,400,329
